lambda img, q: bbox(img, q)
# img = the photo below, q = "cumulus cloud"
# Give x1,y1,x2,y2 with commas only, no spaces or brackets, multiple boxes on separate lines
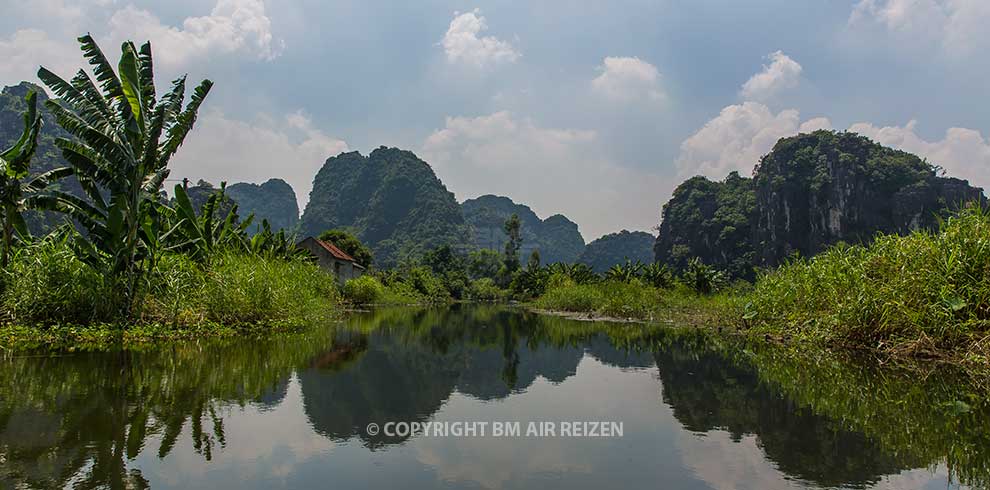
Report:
591,56,664,102
108,0,283,71
170,109,348,211
849,120,990,190
421,111,662,238
676,102,831,178
849,0,990,58
441,9,520,68
0,29,80,85
739,51,802,102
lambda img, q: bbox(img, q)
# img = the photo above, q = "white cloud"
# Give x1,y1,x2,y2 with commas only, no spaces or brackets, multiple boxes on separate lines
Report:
0,29,80,85
421,111,662,238
739,51,802,102
591,56,664,102
170,109,348,211
848,120,990,190
107,0,283,71
441,9,520,68
849,0,990,58
676,102,831,178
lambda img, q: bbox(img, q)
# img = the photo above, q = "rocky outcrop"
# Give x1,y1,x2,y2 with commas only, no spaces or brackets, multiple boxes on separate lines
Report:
579,230,655,273
461,195,585,264
753,131,984,266
299,147,470,266
654,130,986,276
226,178,299,233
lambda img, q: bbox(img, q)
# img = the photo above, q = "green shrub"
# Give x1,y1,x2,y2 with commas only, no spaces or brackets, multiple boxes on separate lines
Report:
198,253,339,325
533,279,664,320
746,205,990,349
467,278,505,301
0,238,118,324
343,275,385,304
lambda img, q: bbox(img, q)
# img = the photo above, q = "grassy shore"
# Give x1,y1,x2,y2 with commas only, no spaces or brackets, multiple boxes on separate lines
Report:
0,239,342,349
532,206,990,368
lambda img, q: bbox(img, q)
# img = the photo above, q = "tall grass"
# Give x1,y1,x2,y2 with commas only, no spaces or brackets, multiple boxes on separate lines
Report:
746,205,990,355
533,276,666,320
1,239,340,328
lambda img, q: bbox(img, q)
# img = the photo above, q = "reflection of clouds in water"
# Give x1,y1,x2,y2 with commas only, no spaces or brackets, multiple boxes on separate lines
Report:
678,430,962,490
411,355,669,489
678,430,807,490
132,374,336,487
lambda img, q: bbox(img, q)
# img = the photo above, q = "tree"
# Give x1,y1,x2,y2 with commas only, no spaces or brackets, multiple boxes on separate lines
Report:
467,249,501,280
318,229,373,267
33,35,213,313
527,249,541,270
0,91,71,267
502,213,521,273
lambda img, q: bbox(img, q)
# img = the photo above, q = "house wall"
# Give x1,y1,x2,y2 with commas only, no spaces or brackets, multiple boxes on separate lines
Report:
297,238,364,286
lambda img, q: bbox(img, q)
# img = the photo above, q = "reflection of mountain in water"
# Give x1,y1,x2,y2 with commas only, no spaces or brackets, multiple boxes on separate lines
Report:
653,344,915,488
584,336,655,370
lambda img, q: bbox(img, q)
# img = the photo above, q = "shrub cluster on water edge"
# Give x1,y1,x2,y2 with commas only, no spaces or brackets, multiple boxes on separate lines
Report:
743,205,990,361
0,237,341,345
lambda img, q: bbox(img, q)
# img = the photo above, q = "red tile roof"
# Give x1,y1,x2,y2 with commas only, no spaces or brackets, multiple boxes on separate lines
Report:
315,238,359,263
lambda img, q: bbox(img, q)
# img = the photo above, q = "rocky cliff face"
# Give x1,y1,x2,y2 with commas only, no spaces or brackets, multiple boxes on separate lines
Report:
654,172,756,278
226,179,299,233
654,130,986,276
579,230,655,273
299,147,470,266
461,195,585,264
753,131,984,266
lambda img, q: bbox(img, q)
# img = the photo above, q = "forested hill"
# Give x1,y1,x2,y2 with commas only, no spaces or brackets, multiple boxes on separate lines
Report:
0,82,83,234
654,130,986,278
299,147,470,265
461,195,585,264
579,230,655,273
227,179,299,233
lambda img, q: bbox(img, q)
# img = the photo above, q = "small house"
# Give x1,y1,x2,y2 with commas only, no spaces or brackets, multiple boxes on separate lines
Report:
297,237,366,285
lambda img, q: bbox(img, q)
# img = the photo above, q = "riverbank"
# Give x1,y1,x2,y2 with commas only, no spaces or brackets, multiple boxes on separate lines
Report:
529,207,990,371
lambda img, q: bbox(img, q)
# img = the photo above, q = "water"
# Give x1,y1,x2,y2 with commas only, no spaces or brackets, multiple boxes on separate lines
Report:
1,305,986,489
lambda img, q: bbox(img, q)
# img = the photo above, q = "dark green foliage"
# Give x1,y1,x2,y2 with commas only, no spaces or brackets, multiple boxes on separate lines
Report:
226,178,299,234
0,90,71,267
527,249,541,270
546,262,599,285
461,194,585,264
467,248,502,280
299,147,470,266
502,213,522,273
641,262,675,289
169,183,254,261
654,171,755,279
422,244,470,299
605,260,643,283
32,35,214,312
681,258,725,295
318,229,373,267
0,82,85,236
579,230,655,273
655,131,985,279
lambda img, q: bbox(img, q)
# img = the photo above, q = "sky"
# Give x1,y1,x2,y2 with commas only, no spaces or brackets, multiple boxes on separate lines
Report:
1,0,988,240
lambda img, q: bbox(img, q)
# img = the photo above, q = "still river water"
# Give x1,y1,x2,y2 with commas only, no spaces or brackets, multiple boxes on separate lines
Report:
1,305,987,489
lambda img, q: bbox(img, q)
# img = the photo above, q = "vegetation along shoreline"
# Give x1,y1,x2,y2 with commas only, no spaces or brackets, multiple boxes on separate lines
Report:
0,36,986,379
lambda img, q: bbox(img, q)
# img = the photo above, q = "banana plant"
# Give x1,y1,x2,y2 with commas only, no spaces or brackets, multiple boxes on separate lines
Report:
0,91,72,267
248,219,308,260
31,35,212,312
170,183,252,261
605,260,643,283
641,262,674,289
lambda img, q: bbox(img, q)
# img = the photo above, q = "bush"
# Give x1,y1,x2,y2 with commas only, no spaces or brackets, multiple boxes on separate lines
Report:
0,241,340,328
1,238,119,324
746,205,990,349
467,278,505,301
342,275,385,304
533,279,665,320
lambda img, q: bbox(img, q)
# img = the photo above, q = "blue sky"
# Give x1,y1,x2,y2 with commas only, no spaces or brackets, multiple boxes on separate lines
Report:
1,0,988,240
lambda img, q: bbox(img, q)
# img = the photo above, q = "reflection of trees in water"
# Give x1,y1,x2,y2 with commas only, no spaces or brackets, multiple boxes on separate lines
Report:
651,334,950,488
3,306,985,489
0,328,340,489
